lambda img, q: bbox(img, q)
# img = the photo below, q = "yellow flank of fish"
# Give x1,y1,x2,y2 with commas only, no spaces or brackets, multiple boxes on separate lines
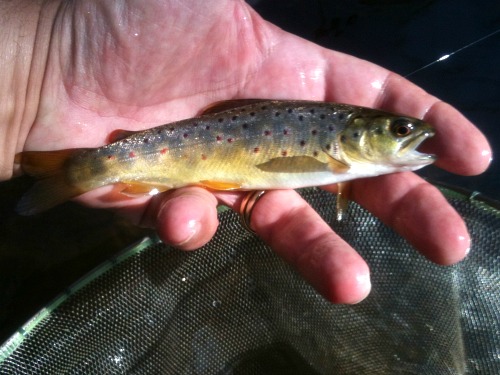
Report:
15,99,436,215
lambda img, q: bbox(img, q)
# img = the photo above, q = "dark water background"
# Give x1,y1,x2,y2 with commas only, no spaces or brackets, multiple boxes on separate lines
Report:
252,0,500,199
1,0,499,344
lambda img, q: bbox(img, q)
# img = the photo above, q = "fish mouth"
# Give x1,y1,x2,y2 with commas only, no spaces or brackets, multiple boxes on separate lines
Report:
396,127,436,166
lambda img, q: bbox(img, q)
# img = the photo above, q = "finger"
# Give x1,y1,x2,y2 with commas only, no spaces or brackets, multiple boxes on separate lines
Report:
350,173,470,265
142,187,219,250
241,189,371,304
319,51,491,175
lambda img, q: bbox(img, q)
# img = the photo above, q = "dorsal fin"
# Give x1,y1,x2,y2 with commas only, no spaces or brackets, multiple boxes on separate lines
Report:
200,99,272,115
108,129,139,143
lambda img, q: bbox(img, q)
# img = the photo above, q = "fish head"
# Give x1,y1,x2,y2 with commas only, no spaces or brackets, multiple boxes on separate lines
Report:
339,113,436,171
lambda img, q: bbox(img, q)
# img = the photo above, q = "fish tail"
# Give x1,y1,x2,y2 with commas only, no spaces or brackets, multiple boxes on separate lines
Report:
15,149,85,215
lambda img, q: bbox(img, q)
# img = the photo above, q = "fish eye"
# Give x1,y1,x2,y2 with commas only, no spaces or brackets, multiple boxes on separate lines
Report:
391,119,414,137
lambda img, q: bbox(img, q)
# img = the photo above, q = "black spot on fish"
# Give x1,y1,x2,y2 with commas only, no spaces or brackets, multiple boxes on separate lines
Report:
300,140,306,147
169,127,175,131
205,125,211,130
283,129,290,135
298,115,304,121
338,113,345,120
192,122,198,127
275,112,280,117
122,139,129,144
340,135,347,143
157,129,163,134
218,118,224,123
261,105,267,110
232,116,238,121
143,138,149,143
242,123,249,129
311,129,317,136
250,112,256,116
183,133,189,138
264,130,272,136
329,126,335,132
325,144,331,151
313,151,319,157
320,114,326,120
310,109,315,114
287,108,293,114
352,132,360,138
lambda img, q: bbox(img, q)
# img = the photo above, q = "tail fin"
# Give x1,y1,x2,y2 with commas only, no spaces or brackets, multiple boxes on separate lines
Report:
15,150,85,215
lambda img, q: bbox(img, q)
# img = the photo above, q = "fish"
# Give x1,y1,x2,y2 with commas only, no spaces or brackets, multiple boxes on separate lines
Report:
15,99,436,215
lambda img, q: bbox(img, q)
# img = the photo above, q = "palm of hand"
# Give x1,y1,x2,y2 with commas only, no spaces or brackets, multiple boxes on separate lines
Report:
23,0,491,303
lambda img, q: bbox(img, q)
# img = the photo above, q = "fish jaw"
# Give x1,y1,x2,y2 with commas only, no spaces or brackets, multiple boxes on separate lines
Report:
392,126,436,167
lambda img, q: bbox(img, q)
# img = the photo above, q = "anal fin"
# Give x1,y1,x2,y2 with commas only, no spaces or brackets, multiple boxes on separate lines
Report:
199,180,242,190
120,182,170,196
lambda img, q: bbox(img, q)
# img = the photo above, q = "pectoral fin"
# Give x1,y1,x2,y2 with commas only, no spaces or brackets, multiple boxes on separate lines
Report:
120,182,170,196
256,156,329,173
336,181,351,222
322,150,350,174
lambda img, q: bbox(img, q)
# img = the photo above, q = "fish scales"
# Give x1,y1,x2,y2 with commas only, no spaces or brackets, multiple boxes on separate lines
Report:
72,101,354,190
15,100,436,214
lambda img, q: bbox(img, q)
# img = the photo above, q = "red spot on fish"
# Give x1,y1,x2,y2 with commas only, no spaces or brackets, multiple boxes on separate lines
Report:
227,138,234,143
253,147,260,153
129,151,136,158
283,129,290,135
201,154,207,160
216,135,222,141
160,148,168,154
281,150,288,156
264,130,271,136
183,133,189,138
107,155,115,160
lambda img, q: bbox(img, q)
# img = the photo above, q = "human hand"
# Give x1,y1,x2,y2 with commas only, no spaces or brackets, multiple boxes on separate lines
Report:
16,0,491,303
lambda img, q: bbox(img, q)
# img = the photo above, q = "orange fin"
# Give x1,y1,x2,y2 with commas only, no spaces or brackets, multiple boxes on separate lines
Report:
199,180,242,190
200,99,271,115
336,181,351,222
120,182,170,196
256,156,328,173
108,129,138,143
15,149,86,215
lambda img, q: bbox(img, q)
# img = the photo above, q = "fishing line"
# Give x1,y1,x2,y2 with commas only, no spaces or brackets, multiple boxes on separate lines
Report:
404,28,500,78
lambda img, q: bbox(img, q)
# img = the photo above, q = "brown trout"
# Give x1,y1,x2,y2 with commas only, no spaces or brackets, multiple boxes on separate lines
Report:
16,99,436,215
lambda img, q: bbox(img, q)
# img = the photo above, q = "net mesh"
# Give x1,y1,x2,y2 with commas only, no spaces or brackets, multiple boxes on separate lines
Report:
1,187,499,374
